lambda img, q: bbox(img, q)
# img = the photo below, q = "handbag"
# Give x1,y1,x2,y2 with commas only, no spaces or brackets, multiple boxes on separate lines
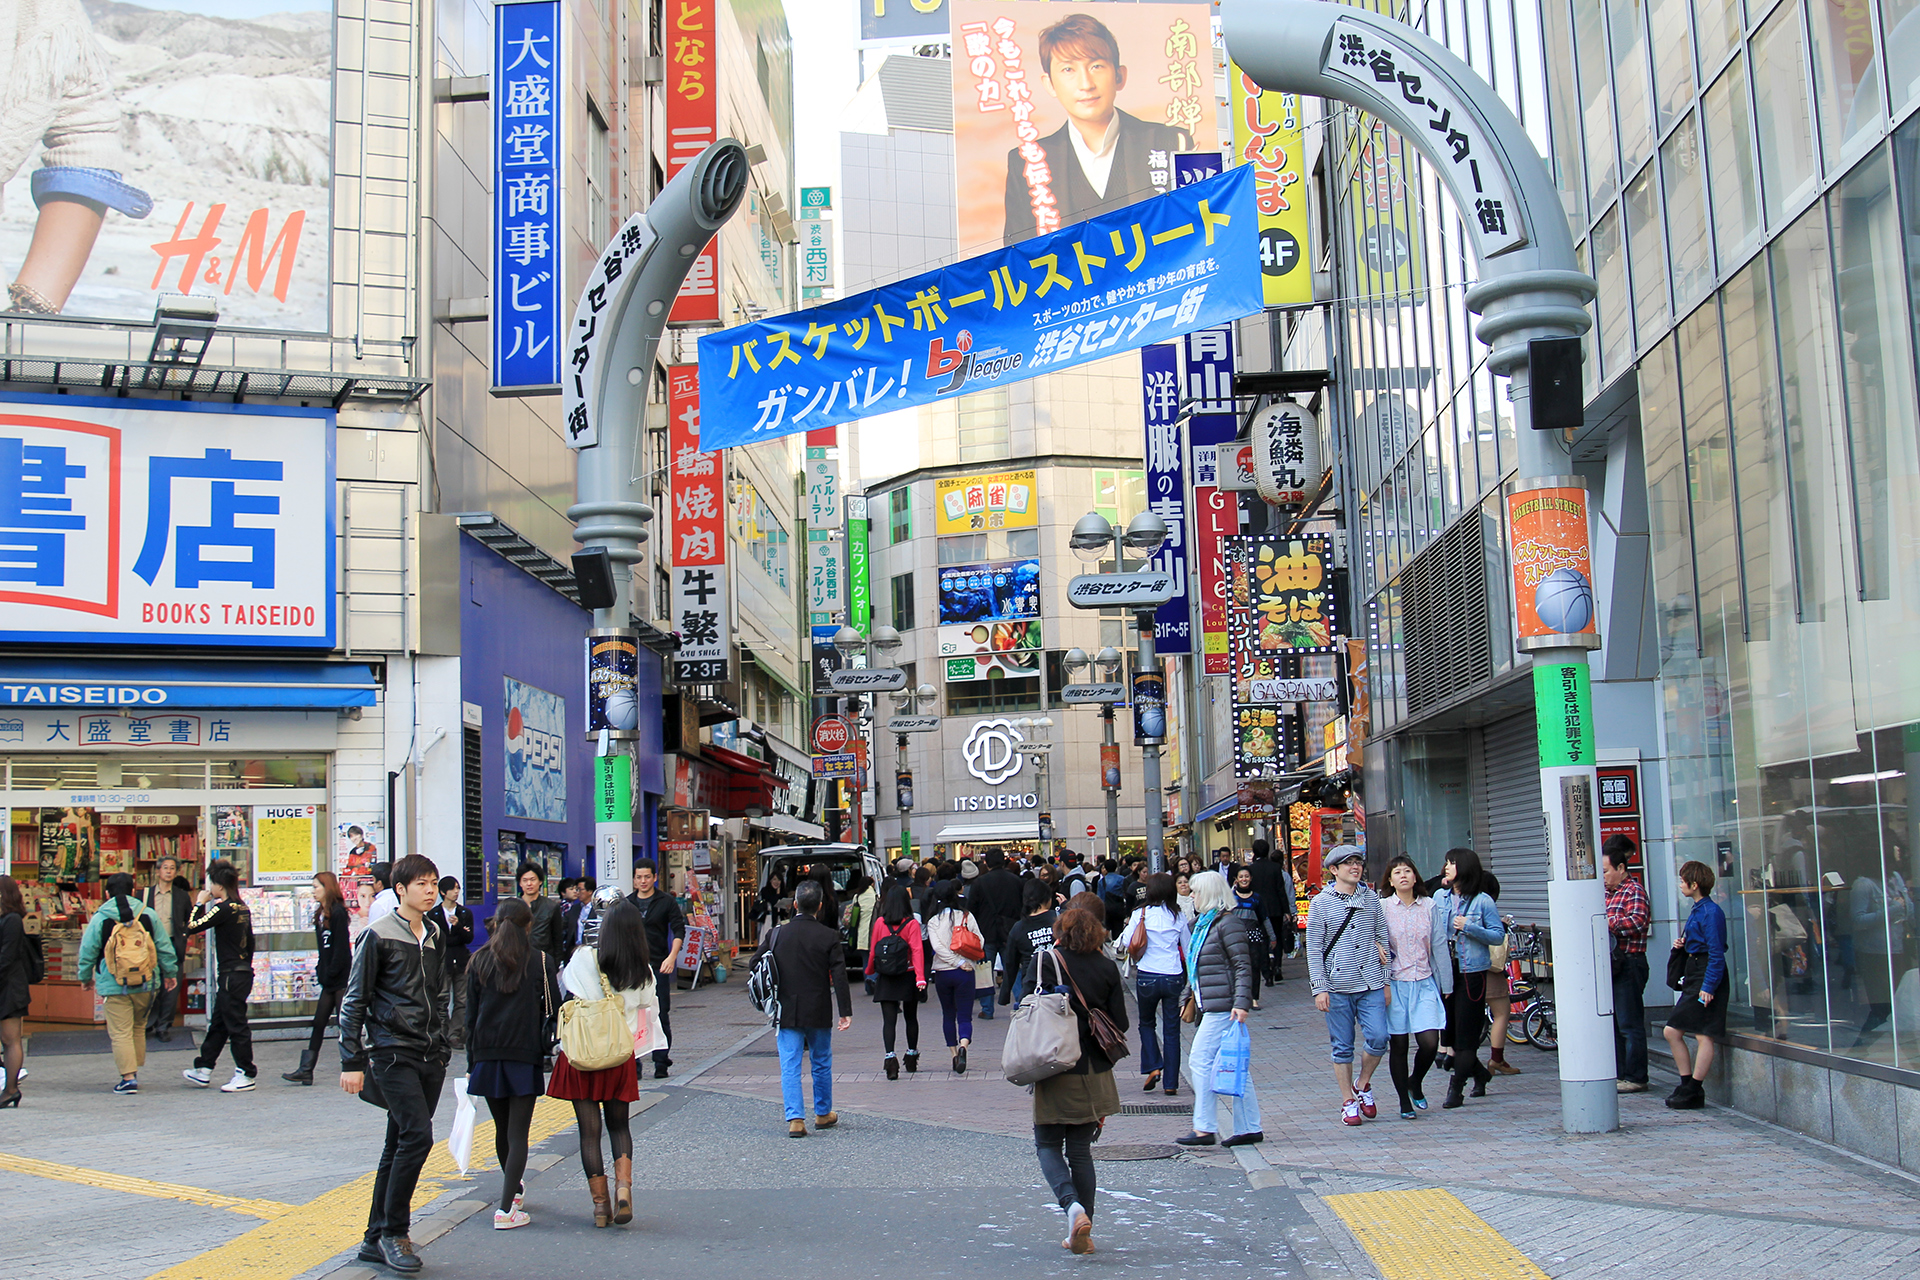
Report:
1665,945,1690,992
1057,948,1131,1063
1179,989,1199,1024
1212,1019,1251,1098
1127,909,1149,962
1001,950,1083,1085
949,912,986,963
558,960,636,1071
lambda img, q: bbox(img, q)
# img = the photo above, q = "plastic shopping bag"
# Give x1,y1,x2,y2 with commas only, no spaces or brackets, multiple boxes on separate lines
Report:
1212,1020,1251,1098
449,1081,476,1175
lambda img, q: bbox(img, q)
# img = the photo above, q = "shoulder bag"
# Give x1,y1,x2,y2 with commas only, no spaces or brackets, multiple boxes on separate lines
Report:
949,911,986,963
1001,950,1082,1085
558,959,635,1071
1127,908,1150,962
1058,950,1130,1063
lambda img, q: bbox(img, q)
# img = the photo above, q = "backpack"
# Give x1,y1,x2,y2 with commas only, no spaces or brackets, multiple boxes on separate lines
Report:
1100,873,1128,912
556,958,634,1071
873,921,913,977
103,898,158,988
747,927,783,1025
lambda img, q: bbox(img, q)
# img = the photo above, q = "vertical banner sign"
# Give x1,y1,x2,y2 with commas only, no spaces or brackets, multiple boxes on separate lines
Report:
806,438,842,625
667,0,720,326
847,496,871,636
1100,742,1121,790
585,630,640,737
1132,668,1166,746
801,217,833,298
595,754,634,886
492,3,563,391
1140,343,1190,653
1507,482,1600,647
668,366,730,682
1192,447,1236,675
1229,68,1313,308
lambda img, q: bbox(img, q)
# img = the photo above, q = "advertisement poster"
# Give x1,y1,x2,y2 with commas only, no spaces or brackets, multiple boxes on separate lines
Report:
38,807,97,882
951,0,1207,251
938,558,1040,623
1132,667,1165,745
0,397,335,649
586,631,641,735
1227,534,1336,656
1100,742,1120,790
940,619,1043,680
213,805,252,851
0,2,331,329
504,677,567,822
1508,485,1598,641
934,469,1037,535
1228,67,1312,309
253,803,317,885
335,821,381,912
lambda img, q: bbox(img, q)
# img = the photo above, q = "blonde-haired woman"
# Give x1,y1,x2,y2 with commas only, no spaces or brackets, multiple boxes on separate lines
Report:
1174,871,1261,1148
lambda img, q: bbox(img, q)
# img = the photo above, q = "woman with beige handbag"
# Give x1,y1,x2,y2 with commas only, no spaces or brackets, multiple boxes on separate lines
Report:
549,894,666,1228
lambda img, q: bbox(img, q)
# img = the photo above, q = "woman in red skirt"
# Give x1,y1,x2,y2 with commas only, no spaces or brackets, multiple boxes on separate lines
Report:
549,895,666,1226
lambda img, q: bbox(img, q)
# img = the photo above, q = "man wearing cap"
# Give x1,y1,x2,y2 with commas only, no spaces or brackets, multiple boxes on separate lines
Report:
1305,846,1393,1126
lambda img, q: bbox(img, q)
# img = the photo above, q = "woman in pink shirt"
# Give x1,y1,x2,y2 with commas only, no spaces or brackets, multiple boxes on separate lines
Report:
1378,856,1449,1119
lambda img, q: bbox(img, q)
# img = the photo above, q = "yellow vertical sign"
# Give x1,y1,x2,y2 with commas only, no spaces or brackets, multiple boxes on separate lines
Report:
1229,65,1313,309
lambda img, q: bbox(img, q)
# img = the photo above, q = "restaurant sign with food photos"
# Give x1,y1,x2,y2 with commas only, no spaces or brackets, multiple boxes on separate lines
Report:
1226,534,1337,658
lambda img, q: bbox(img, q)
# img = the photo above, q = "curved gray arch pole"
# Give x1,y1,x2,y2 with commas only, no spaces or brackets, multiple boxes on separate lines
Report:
1222,0,1617,1134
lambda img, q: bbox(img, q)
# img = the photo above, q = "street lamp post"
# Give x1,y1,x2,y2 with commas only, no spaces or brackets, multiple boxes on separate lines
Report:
832,624,903,853
1063,646,1125,864
889,681,938,862
1011,717,1056,861
1068,511,1171,874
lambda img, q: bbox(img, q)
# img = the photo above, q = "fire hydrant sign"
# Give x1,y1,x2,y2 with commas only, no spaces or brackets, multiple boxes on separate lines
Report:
0,396,334,648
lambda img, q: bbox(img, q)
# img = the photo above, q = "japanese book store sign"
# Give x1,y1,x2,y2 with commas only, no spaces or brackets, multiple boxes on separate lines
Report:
667,0,721,326
668,366,731,683
493,2,564,391
0,2,330,331
0,397,333,648
695,166,1260,450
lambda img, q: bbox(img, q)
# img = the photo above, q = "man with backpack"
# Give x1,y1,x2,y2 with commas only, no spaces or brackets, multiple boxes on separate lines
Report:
751,880,851,1138
1098,859,1129,934
183,859,259,1092
77,872,177,1094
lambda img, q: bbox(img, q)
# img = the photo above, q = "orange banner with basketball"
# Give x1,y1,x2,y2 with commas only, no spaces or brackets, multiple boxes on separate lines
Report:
1507,485,1597,641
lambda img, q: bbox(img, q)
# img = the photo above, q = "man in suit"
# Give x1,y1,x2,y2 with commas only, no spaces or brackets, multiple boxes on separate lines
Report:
757,879,851,1138
142,856,193,1041
431,878,474,1050
1002,12,1194,244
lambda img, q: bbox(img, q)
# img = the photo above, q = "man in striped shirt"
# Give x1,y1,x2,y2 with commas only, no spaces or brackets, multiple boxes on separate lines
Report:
1306,846,1393,1125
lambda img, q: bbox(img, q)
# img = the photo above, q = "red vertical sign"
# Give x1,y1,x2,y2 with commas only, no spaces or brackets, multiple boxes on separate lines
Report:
1195,483,1236,675
668,364,729,683
667,0,720,325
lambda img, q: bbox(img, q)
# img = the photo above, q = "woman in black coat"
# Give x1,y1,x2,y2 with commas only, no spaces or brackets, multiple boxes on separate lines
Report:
466,898,563,1228
284,871,352,1085
0,875,32,1106
1022,901,1130,1256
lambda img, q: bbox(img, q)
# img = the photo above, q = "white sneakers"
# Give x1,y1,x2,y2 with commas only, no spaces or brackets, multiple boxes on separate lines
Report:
182,1066,212,1087
493,1208,531,1230
220,1070,258,1092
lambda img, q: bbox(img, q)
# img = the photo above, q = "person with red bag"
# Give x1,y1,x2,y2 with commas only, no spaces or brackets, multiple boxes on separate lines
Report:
864,885,927,1079
926,881,986,1074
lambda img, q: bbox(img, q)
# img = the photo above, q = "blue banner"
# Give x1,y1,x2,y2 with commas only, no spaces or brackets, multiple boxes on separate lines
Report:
1173,153,1239,448
492,2,563,391
696,166,1259,450
1141,343,1190,653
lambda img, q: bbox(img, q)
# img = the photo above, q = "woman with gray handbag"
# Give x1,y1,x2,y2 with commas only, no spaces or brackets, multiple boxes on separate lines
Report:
1016,903,1130,1256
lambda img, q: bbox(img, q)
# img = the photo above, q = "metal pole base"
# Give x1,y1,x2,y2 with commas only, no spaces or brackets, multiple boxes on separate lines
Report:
1560,1076,1619,1134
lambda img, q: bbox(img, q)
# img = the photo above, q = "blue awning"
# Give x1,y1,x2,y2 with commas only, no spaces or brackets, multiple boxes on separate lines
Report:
0,659,379,710
1194,793,1240,824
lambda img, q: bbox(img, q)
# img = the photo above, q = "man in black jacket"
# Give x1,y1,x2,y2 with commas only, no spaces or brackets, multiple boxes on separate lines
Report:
966,851,1024,1022
340,854,450,1276
142,856,192,1042
182,860,257,1091
626,859,685,1078
432,878,474,1051
1247,840,1292,982
758,879,851,1138
996,878,1060,1006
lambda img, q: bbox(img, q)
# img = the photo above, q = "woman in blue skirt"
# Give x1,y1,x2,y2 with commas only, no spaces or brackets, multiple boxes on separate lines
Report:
1379,856,1449,1118
465,898,562,1228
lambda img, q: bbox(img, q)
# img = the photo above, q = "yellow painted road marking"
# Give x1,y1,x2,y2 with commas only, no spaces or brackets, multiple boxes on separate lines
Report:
147,1093,655,1280
1325,1188,1549,1280
0,1152,294,1219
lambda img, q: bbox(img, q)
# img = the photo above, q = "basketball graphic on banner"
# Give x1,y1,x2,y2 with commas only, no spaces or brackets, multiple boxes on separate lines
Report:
1534,567,1595,634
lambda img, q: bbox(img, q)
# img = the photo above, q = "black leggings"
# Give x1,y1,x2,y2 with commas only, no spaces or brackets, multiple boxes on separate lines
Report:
1448,969,1492,1087
302,986,344,1063
1034,1122,1098,1216
1388,1030,1439,1107
880,999,920,1054
571,1100,632,1179
484,1094,536,1212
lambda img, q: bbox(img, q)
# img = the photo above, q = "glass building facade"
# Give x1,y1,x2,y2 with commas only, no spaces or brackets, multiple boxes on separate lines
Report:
1298,0,1920,1139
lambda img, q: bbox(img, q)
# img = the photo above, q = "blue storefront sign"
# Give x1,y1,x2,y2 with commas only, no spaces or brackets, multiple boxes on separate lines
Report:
1173,153,1240,450
0,659,377,708
492,2,563,392
1140,343,1190,654
697,166,1260,450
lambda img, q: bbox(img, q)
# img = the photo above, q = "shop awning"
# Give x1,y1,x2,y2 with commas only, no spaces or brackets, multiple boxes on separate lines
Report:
0,659,379,709
934,820,1043,842
1193,794,1238,824
753,812,826,841
670,744,789,818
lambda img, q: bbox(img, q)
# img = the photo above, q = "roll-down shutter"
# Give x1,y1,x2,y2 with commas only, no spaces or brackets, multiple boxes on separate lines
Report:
1477,712,1550,929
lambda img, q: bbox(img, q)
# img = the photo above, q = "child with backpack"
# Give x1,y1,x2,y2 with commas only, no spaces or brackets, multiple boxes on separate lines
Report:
76,873,179,1094
865,885,927,1079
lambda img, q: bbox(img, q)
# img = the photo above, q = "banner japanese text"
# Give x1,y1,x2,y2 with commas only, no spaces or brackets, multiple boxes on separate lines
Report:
1229,67,1312,308
667,0,720,325
1140,343,1189,653
493,3,564,390
668,366,730,683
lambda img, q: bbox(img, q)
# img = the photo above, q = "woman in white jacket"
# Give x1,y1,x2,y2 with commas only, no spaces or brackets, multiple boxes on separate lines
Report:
549,894,666,1228
924,881,984,1074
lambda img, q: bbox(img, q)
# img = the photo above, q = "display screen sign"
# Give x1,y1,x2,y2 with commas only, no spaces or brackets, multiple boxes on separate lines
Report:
667,0,721,325
938,558,1039,624
493,2,564,391
0,396,333,648
669,366,731,683
0,2,330,331
696,166,1260,450
938,619,1042,681
934,469,1036,535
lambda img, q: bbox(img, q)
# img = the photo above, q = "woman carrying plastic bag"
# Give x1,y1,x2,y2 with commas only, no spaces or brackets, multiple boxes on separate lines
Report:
1174,872,1262,1147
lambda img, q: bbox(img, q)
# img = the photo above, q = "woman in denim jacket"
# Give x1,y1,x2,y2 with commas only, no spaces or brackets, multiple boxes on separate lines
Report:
1429,848,1505,1108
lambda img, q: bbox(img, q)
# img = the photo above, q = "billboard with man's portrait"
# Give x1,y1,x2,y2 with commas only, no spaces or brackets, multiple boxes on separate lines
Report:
950,0,1208,254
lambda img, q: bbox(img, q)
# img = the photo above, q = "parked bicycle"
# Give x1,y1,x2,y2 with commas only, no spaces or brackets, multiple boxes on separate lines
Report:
1493,922,1557,1050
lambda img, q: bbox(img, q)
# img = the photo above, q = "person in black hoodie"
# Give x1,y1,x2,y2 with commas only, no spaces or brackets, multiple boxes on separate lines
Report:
433,878,475,1051
996,878,1060,1007
283,871,352,1085
966,851,1024,1023
465,897,560,1229
182,860,257,1092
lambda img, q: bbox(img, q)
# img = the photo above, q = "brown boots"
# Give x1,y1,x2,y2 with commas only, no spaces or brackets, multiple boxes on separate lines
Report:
613,1156,633,1225
588,1175,611,1228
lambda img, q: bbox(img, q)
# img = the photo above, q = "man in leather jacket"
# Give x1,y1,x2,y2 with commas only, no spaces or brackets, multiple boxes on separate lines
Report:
339,855,449,1275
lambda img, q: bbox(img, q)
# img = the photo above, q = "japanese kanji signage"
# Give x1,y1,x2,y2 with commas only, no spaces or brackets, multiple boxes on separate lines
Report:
1192,464,1235,676
847,496,871,636
563,213,658,449
1140,343,1189,653
1323,16,1526,260
934,469,1037,535
1226,534,1336,658
492,2,564,391
667,0,721,327
1250,399,1321,506
695,165,1260,450
0,396,333,648
806,442,842,625
801,216,834,292
668,366,730,683
1229,67,1312,309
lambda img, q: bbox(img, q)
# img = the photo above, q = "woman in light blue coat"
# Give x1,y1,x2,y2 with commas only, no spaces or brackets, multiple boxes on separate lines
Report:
1430,848,1504,1108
